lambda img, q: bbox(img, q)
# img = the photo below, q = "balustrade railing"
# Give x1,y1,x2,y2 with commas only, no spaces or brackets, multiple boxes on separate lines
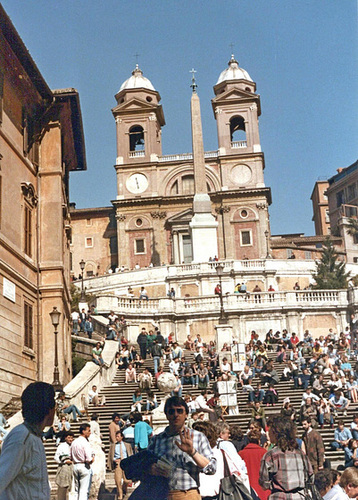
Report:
231,141,247,148
129,150,145,158
96,288,348,315
158,150,218,162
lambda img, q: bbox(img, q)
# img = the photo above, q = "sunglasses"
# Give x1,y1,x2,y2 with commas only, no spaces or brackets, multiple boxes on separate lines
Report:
167,408,185,415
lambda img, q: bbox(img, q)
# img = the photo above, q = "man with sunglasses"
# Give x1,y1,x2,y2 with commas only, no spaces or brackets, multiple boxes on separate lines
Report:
147,396,216,500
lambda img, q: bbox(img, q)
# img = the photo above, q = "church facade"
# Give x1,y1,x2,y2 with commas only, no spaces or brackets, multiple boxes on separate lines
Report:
71,56,272,276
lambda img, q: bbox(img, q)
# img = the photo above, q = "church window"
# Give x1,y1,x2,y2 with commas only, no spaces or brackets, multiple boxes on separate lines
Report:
240,230,252,246
85,237,93,248
240,209,248,219
171,180,179,195
286,249,293,258
182,175,195,195
135,239,145,254
146,96,152,102
230,116,246,143
86,218,92,226
135,218,143,227
24,301,33,350
86,264,94,277
305,251,312,259
129,125,145,151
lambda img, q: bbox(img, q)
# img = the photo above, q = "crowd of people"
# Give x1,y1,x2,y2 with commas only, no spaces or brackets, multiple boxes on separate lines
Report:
4,319,358,499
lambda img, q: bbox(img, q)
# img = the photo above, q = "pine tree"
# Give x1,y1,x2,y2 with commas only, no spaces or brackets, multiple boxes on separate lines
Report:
312,237,350,289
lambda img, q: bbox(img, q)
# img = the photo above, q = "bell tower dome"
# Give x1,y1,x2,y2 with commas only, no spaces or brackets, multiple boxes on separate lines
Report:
212,55,261,156
112,65,165,165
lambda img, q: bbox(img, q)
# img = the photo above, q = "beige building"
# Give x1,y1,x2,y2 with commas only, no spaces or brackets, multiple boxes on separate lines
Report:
311,180,330,236
0,6,86,404
313,159,358,264
69,205,117,278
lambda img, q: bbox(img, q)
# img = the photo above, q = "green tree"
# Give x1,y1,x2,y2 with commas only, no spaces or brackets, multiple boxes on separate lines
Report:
312,237,350,289
347,217,358,241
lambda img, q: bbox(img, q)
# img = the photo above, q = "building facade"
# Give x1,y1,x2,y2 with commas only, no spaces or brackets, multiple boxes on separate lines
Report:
311,180,330,236
325,160,358,263
0,6,86,404
111,57,272,269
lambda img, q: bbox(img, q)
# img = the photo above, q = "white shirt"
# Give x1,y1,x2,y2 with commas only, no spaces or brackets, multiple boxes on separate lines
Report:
71,311,79,321
199,446,248,497
324,484,349,500
216,440,250,491
0,423,50,500
55,442,71,464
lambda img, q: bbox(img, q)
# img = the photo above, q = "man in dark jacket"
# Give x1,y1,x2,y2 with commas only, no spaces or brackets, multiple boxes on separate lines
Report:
137,328,148,360
302,417,325,473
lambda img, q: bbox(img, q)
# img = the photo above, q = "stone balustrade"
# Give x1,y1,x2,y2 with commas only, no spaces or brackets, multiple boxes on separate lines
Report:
95,289,350,317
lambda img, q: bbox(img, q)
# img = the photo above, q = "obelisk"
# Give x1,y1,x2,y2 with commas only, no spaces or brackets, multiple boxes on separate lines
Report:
189,70,218,262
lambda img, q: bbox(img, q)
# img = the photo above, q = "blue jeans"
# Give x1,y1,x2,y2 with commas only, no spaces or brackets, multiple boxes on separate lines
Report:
318,413,334,425
93,357,104,366
72,320,79,335
146,401,158,412
198,375,210,387
249,390,265,403
63,405,82,421
181,376,195,386
153,356,161,374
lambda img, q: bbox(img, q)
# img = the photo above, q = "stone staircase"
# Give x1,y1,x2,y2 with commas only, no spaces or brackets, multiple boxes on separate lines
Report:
44,346,357,498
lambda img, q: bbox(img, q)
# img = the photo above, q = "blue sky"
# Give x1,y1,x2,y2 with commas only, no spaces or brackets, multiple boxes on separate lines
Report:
3,0,357,235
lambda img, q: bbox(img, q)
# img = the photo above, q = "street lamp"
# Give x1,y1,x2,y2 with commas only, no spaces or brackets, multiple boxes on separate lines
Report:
264,230,271,259
50,306,62,392
79,259,86,301
216,263,226,324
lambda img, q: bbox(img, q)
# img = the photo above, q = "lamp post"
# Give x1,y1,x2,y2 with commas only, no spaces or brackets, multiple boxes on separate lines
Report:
79,259,86,301
264,230,271,259
216,263,226,324
50,306,62,392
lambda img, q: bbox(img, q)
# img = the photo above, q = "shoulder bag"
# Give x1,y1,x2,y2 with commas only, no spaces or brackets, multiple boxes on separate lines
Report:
300,451,323,500
218,450,253,500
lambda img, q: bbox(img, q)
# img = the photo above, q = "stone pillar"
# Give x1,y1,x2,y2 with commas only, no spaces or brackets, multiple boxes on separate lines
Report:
173,231,179,264
116,213,128,268
215,324,233,353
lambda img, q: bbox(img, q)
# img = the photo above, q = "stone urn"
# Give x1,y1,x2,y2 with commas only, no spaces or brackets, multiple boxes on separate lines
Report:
152,372,177,430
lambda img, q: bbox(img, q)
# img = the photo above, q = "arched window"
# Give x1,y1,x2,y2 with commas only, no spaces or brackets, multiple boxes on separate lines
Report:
129,125,145,151
182,175,195,195
230,116,246,143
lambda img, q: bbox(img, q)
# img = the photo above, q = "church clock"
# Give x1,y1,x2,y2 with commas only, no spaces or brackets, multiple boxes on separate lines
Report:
231,164,252,186
126,173,148,194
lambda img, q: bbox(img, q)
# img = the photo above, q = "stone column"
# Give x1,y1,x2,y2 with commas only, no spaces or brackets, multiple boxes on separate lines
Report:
173,231,179,264
116,213,128,268
215,324,233,352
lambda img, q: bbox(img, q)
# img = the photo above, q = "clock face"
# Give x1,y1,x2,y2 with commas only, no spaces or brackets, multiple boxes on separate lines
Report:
126,173,148,194
231,164,252,186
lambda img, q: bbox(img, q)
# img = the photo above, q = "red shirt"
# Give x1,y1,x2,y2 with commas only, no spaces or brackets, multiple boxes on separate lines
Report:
290,336,299,345
239,443,269,500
